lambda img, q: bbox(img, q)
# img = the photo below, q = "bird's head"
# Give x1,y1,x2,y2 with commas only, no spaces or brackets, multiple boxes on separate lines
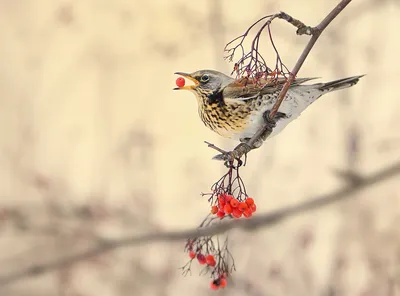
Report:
174,70,234,99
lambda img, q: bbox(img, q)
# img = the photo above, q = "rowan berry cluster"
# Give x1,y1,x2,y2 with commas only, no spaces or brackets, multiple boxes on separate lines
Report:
182,236,234,290
211,194,256,219
187,249,216,266
181,158,251,290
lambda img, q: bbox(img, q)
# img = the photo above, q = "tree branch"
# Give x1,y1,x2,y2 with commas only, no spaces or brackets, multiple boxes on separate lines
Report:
232,0,353,158
1,160,399,287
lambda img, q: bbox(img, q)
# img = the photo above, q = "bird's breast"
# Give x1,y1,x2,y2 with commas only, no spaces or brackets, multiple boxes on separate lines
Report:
198,101,253,139
197,89,323,141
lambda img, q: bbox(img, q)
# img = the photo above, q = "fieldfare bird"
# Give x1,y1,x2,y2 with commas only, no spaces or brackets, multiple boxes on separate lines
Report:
174,70,363,148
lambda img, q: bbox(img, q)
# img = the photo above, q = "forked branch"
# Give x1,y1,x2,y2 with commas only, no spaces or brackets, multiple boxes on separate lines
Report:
221,0,353,161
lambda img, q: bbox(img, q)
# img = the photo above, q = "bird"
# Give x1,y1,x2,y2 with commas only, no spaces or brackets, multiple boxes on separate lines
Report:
174,69,363,148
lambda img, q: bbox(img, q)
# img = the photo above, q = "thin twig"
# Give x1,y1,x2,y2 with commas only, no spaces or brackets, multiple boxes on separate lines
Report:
204,141,227,155
1,160,399,287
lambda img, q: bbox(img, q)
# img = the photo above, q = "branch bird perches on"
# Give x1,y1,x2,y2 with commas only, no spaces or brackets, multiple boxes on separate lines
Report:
211,0,354,163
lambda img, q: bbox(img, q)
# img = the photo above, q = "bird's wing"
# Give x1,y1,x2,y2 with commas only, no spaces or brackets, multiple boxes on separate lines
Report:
222,83,264,100
222,77,320,100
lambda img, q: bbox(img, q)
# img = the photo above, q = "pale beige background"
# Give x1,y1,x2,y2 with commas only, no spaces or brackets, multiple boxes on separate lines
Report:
0,0,399,295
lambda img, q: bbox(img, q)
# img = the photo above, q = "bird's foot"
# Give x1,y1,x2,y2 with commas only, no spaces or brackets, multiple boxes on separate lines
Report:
262,110,277,131
212,142,252,168
261,110,287,141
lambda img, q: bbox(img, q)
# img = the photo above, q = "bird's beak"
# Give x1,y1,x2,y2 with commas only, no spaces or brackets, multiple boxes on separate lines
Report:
173,72,200,90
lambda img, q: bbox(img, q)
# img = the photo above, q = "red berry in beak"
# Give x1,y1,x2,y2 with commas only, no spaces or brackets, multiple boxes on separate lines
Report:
176,77,185,87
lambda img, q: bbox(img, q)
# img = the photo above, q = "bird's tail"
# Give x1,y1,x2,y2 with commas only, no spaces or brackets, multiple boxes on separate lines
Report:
317,75,365,92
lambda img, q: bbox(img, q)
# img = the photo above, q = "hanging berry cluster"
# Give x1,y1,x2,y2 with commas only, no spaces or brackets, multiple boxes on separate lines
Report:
182,234,233,291
181,161,255,290
211,194,256,219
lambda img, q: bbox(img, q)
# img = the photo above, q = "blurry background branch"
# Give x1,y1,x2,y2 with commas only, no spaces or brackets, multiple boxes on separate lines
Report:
1,161,399,287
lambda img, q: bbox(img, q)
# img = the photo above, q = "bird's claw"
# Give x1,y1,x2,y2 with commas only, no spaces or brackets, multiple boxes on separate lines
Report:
212,152,242,168
212,143,252,168
261,110,287,140
262,110,277,131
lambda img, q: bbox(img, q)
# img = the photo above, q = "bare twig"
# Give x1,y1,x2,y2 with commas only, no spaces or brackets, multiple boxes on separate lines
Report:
205,141,229,155
1,160,399,287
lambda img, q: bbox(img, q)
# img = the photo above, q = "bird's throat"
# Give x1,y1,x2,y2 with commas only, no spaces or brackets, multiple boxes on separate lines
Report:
207,90,225,107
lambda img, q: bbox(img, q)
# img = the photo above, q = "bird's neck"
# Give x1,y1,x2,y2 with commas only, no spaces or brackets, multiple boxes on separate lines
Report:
206,90,225,107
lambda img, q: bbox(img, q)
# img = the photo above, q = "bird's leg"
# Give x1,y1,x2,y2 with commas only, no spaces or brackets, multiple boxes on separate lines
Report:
259,110,287,141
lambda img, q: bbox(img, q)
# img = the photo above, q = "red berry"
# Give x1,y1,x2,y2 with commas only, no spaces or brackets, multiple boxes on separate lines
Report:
223,204,233,215
175,77,185,87
224,195,233,202
220,278,227,288
216,211,225,218
230,198,239,208
249,203,257,212
232,208,242,218
218,196,226,208
210,282,219,290
218,194,226,203
243,208,253,218
211,206,218,215
189,251,196,259
245,197,254,206
238,202,248,212
206,255,216,267
197,254,206,264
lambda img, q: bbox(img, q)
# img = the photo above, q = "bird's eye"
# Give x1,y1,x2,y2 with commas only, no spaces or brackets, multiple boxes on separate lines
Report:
200,74,209,83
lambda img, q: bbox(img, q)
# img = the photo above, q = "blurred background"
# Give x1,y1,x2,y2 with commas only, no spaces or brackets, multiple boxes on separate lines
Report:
0,0,399,295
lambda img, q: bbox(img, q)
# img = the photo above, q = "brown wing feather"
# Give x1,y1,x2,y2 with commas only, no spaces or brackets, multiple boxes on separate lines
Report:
222,77,320,100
